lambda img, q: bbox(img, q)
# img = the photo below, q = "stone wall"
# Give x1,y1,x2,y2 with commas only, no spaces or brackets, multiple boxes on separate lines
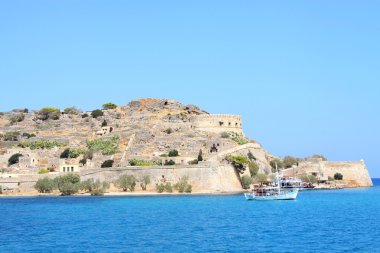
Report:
190,114,243,134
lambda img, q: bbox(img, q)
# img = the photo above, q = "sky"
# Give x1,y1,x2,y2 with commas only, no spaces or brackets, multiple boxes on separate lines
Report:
0,1,379,176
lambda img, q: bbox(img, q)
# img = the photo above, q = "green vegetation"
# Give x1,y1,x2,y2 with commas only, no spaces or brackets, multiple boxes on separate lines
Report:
79,159,87,165
283,156,298,168
164,183,173,193
91,109,104,118
81,113,89,118
299,174,318,184
334,173,343,180
9,114,25,124
101,160,114,168
197,149,203,161
220,131,230,138
241,175,253,189
164,160,175,166
164,128,173,134
38,168,49,174
102,103,117,110
64,107,81,115
18,140,67,150
253,173,268,184
55,173,81,196
60,148,85,159
101,120,107,127
188,159,198,165
128,159,162,166
270,158,284,172
81,179,109,196
247,150,256,161
168,149,179,157
8,153,23,166
140,175,151,191
230,132,249,145
115,175,136,192
248,161,259,177
328,176,334,181
311,154,328,161
225,155,249,174
174,177,192,193
156,183,166,193
2,131,20,141
37,107,61,120
22,133,36,139
35,177,56,193
87,136,119,155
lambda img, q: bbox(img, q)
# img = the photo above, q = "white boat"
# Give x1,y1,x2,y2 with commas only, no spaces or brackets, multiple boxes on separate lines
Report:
244,188,299,201
244,166,299,201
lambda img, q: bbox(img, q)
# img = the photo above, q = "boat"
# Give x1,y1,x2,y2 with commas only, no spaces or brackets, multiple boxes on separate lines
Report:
244,166,299,201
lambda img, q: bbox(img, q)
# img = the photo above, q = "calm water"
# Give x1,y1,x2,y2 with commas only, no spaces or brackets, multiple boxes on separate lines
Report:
1,180,380,253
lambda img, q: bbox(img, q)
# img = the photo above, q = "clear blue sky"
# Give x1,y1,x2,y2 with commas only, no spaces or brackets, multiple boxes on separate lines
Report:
0,1,379,176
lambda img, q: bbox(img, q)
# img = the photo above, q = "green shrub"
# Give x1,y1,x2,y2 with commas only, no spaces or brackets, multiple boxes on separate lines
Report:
226,155,249,174
164,128,173,134
8,153,23,166
79,159,87,165
128,159,161,166
101,160,114,168
248,161,259,177
18,140,67,150
311,154,327,161
3,132,20,141
220,132,230,138
9,114,25,124
283,156,298,168
164,183,173,193
38,168,49,174
328,176,334,181
299,174,318,184
188,159,198,165
81,178,109,195
60,149,70,158
102,103,117,110
22,133,36,139
168,149,179,157
91,109,104,118
87,136,119,155
81,113,89,118
174,177,192,193
37,107,61,120
270,158,284,172
156,183,165,193
35,177,56,193
230,133,249,145
164,160,175,166
334,173,343,180
115,175,136,192
140,175,151,191
184,184,192,193
247,150,256,161
64,107,81,115
241,175,253,189
198,149,203,161
101,120,107,127
54,173,81,196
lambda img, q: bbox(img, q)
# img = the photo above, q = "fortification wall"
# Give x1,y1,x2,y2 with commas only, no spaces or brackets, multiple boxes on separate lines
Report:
190,114,243,134
80,163,243,193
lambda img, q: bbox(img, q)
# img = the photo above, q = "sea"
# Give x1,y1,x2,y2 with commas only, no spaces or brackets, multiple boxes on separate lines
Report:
1,179,380,253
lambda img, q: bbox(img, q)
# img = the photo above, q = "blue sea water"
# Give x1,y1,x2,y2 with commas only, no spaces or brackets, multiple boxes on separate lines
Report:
1,180,380,253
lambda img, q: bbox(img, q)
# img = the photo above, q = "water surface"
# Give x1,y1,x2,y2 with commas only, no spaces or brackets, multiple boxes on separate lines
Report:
1,180,380,252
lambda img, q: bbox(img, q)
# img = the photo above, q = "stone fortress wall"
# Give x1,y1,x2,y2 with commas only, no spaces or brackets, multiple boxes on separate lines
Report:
189,114,243,134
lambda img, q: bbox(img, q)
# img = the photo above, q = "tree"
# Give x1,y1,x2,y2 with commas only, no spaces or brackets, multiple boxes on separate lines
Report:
270,158,284,172
101,160,114,168
226,155,249,174
247,150,256,161
81,178,109,196
312,154,327,161
37,107,60,120
248,161,259,177
168,149,179,157
174,177,192,193
140,175,151,191
60,148,70,159
115,175,136,192
334,173,343,180
8,153,23,166
254,173,268,185
283,156,298,168
197,149,203,162
35,177,56,193
54,174,81,196
164,160,175,165
299,174,318,184
102,103,117,110
91,109,104,118
64,107,81,115
101,120,107,127
241,175,253,189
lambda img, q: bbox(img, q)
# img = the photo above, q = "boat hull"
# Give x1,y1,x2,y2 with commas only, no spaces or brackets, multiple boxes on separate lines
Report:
244,189,299,201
